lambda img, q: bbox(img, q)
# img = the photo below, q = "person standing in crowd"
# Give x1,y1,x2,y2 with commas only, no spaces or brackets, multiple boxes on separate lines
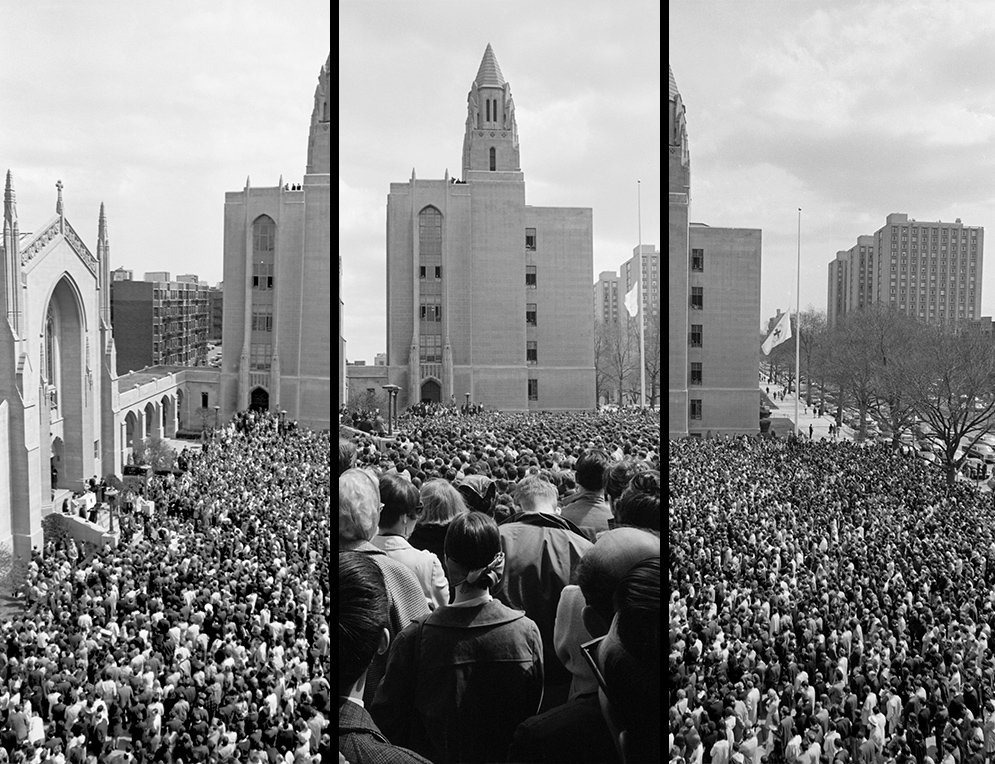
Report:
371,512,543,764
558,448,613,540
409,479,469,602
372,473,449,611
613,470,660,533
510,527,659,763
338,552,434,764
493,476,593,711
339,467,430,705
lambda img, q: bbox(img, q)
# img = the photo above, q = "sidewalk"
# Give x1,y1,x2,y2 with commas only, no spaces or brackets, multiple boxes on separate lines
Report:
761,380,854,442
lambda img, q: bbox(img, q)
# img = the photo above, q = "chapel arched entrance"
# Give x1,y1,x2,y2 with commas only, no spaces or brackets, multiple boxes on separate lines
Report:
40,276,85,492
421,379,441,404
250,387,269,412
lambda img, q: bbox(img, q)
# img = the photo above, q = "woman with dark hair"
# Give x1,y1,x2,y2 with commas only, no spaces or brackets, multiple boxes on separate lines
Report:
372,474,449,610
615,470,660,533
371,511,544,764
603,459,650,525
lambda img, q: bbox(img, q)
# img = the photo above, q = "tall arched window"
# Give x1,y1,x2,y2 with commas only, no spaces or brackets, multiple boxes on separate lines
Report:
250,215,276,370
418,207,443,365
252,215,276,291
489,147,496,171
45,305,56,384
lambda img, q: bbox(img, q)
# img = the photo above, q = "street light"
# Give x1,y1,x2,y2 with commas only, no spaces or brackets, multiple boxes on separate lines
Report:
213,405,219,427
382,385,400,436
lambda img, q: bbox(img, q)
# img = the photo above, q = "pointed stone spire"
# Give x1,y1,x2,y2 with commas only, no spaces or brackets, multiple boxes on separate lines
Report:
245,175,251,190
474,43,506,88
669,64,679,101
56,179,64,216
2,169,23,336
98,202,111,327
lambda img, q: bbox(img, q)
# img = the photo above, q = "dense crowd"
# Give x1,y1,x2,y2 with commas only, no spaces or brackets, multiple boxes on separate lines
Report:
669,436,995,764
4,410,330,763
339,409,662,763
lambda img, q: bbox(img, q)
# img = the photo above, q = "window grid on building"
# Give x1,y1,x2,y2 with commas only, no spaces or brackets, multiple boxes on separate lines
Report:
690,286,703,310
526,265,537,288
526,303,537,326
690,399,702,420
525,228,536,251
526,341,537,364
528,379,538,401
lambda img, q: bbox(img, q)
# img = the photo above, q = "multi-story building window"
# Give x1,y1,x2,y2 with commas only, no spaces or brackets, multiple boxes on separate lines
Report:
690,286,703,310
251,305,273,332
526,303,537,326
419,334,442,363
690,399,702,420
690,362,702,385
691,248,704,271
525,228,536,251
526,265,537,288
689,324,702,347
528,379,538,401
250,343,272,370
526,341,537,364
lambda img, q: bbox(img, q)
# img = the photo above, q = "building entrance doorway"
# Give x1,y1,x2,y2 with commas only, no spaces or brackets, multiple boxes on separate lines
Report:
250,387,269,412
420,379,441,403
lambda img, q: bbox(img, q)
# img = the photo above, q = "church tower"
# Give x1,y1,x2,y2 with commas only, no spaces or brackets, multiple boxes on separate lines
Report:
1,170,23,337
97,202,111,327
306,54,330,174
669,64,690,438
461,44,521,177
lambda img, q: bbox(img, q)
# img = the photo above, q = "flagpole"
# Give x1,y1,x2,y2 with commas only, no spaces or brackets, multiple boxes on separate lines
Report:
795,207,801,439
638,180,646,409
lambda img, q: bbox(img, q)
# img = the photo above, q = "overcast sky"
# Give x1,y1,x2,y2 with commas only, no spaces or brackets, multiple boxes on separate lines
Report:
1,2,330,288
670,0,995,329
339,1,661,364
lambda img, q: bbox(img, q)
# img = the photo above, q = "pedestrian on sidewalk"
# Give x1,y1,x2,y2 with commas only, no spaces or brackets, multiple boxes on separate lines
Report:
809,424,814,439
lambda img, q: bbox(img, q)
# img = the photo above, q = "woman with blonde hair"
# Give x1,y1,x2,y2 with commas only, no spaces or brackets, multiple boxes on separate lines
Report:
408,479,468,602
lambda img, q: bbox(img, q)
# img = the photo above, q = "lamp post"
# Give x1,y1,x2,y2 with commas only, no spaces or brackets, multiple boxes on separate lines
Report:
382,385,400,436
213,405,219,428
105,488,118,534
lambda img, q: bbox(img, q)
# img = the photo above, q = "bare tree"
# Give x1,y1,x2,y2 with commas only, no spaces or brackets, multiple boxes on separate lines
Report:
797,308,827,406
908,328,995,486
825,312,878,441
594,321,615,405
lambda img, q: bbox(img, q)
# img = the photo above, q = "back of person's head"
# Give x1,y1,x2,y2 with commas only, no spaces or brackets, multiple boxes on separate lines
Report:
575,448,611,492
616,470,661,532
512,475,559,513
338,438,357,477
377,473,421,528
577,528,661,637
338,468,380,546
600,556,661,762
337,552,388,695
444,511,503,590
419,479,468,524
604,459,649,505
456,475,497,516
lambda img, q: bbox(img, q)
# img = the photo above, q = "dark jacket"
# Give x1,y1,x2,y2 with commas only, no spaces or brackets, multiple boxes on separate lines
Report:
493,511,593,687
370,598,543,764
558,489,613,540
339,699,434,764
506,691,621,764
408,521,455,602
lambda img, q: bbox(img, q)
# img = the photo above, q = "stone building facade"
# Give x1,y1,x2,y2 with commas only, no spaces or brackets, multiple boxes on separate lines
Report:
384,44,595,411
221,54,331,430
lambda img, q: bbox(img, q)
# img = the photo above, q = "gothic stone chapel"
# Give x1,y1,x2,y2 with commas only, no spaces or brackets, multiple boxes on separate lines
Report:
0,174,118,559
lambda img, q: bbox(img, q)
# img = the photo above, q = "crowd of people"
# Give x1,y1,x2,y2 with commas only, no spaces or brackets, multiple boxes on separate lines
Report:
669,435,995,764
3,410,330,763
338,409,662,763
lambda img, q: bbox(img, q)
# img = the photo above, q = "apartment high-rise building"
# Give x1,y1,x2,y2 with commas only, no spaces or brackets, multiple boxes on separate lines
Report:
110,277,210,372
593,271,620,326
828,213,984,328
669,66,691,438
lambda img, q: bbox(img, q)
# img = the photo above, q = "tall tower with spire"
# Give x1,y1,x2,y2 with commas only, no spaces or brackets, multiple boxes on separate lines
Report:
97,202,111,327
306,54,330,175
669,65,690,438
384,44,595,412
2,170,23,337
462,43,521,177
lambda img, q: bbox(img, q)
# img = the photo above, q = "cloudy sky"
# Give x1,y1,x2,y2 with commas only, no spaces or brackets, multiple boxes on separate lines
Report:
339,1,661,364
1,2,330,288
670,0,995,329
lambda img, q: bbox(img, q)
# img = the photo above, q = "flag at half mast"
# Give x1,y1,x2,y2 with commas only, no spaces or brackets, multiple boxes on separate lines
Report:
624,281,639,317
761,311,792,355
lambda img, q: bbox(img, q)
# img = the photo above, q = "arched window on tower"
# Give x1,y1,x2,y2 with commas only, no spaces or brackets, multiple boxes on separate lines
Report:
489,147,496,172
251,215,276,290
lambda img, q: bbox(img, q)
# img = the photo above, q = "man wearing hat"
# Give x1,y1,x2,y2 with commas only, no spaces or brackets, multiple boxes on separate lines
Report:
339,468,429,705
